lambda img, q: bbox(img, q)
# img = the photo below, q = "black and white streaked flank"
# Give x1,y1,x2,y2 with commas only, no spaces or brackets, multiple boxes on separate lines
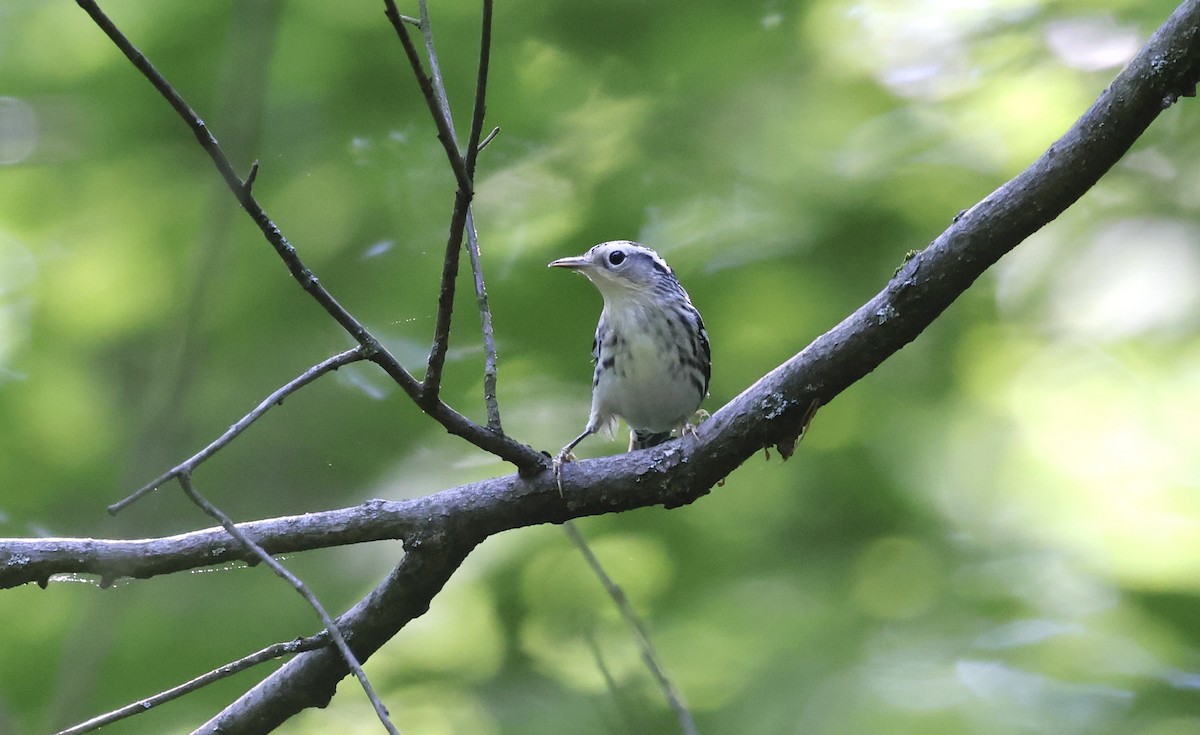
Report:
550,240,710,471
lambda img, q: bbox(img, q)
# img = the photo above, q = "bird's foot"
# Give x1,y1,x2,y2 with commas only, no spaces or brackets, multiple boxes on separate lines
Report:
683,409,710,440
553,448,577,497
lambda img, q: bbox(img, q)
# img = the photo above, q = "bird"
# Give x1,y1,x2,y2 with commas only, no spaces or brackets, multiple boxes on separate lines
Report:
549,240,710,484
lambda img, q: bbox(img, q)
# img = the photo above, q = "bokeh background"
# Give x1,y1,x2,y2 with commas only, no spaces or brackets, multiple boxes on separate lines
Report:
3,0,1200,733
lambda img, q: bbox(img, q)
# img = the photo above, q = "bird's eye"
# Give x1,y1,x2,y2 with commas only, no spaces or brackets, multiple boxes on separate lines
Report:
607,250,626,267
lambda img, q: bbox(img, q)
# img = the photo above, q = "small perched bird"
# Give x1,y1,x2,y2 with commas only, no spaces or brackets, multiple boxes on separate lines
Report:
550,241,710,477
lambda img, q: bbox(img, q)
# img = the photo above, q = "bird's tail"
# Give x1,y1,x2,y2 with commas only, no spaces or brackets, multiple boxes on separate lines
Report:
631,429,672,450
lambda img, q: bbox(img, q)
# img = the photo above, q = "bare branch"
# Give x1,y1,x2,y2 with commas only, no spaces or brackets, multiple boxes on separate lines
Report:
53,633,330,735
467,210,504,431
110,347,370,514
477,125,500,152
1,500,418,590
381,0,472,191
195,536,478,735
562,521,698,735
413,0,503,427
73,1,416,393
74,0,544,473
402,0,496,403
462,0,493,178
176,473,400,735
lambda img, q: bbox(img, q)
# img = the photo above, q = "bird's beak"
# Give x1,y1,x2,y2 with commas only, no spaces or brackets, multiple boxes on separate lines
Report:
548,255,590,270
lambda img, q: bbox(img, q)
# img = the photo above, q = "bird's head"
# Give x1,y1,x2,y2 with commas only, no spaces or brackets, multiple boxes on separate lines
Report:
549,240,680,303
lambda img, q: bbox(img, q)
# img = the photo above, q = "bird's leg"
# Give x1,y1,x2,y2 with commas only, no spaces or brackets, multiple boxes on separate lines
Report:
683,408,710,440
554,429,592,496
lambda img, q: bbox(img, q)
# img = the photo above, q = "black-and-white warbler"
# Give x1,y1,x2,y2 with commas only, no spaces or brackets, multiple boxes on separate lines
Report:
550,241,711,475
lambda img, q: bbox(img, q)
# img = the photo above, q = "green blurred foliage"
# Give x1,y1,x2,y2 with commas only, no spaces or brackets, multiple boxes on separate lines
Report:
2,0,1200,733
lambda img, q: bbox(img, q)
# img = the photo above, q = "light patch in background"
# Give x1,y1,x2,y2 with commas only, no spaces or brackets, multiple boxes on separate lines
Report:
376,574,505,683
953,553,1118,618
657,576,818,710
292,687,498,735
863,637,965,713
0,97,37,165
556,92,652,182
1047,218,1200,341
474,159,581,256
515,39,577,102
852,536,944,620
518,533,673,690
1002,344,1200,589
640,186,800,273
956,659,1134,732
808,0,1041,99
960,64,1090,167
1043,15,1141,71
0,233,36,382
19,360,117,470
13,2,117,83
270,162,361,260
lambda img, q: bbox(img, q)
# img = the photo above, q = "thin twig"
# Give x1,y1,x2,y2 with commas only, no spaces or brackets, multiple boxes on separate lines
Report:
380,0,471,191
54,633,331,735
110,347,369,514
73,0,420,392
75,0,545,473
461,0,493,178
415,0,502,429
477,125,500,152
468,210,503,431
175,473,401,735
464,0,500,428
193,536,478,734
562,520,699,735
582,631,640,734
387,0,495,403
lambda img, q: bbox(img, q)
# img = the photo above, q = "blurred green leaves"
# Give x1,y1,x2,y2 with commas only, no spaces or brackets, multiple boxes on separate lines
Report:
2,0,1199,733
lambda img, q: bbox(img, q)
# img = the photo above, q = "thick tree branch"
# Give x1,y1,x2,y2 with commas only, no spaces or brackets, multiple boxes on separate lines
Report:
195,537,478,735
175,474,399,735
0,501,417,590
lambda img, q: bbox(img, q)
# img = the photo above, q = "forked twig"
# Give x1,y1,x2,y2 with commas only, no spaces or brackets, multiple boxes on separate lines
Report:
383,0,494,403
53,633,331,735
73,1,411,383
176,473,400,735
414,0,502,430
75,0,544,473
110,347,370,514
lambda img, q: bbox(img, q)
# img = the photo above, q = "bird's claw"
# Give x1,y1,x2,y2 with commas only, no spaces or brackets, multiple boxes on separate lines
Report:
553,449,577,497
683,409,710,440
